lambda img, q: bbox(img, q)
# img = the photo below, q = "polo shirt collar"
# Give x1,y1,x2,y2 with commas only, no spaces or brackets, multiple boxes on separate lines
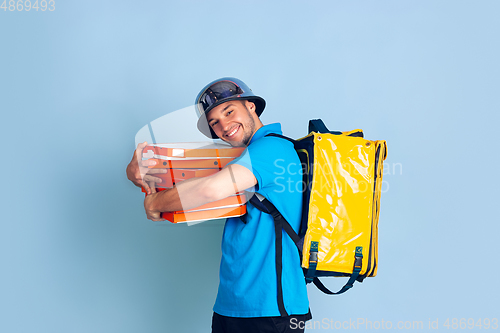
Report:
249,123,282,145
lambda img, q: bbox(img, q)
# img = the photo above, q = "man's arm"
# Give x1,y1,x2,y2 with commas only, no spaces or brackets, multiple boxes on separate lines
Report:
144,164,257,221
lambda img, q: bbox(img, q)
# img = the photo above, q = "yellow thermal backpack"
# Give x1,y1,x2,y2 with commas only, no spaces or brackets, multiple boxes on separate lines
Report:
249,119,387,310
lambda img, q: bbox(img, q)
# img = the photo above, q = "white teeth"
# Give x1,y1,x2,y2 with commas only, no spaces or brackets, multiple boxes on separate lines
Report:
227,126,239,137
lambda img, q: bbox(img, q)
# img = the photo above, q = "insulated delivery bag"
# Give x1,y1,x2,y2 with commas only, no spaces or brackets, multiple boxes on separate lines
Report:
249,119,387,303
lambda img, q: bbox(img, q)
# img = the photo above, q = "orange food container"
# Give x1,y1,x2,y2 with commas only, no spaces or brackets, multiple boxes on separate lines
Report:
140,142,246,223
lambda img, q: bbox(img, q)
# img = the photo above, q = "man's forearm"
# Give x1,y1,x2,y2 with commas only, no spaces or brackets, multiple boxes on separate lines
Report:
150,187,182,212
146,164,256,215
149,177,213,213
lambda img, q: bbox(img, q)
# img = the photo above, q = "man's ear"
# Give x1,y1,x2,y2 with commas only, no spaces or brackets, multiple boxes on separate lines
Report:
245,100,256,113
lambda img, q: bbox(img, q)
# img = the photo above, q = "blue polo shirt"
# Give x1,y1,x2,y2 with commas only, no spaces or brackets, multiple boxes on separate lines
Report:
213,123,309,317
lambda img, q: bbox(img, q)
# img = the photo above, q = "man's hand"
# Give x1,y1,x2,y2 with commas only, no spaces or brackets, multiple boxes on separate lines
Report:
126,142,167,195
144,192,166,222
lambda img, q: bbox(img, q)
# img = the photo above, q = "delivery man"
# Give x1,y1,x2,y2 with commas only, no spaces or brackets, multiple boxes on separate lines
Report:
126,78,311,332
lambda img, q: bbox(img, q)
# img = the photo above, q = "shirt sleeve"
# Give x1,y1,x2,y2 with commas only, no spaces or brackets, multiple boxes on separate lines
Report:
227,137,295,192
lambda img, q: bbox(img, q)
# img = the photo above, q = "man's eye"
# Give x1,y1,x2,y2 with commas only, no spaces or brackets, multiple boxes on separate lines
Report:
211,121,218,126
227,111,233,116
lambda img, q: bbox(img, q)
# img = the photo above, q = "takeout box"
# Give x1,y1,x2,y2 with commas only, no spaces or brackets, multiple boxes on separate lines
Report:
141,142,246,223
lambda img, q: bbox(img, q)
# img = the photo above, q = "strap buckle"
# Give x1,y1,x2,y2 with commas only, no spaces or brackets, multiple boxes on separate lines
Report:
309,251,318,264
354,255,362,271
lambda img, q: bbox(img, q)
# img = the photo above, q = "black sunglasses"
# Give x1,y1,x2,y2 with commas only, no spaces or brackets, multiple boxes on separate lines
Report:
198,81,244,114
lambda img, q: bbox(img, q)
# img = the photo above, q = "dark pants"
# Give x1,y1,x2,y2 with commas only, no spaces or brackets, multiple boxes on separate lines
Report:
211,312,312,333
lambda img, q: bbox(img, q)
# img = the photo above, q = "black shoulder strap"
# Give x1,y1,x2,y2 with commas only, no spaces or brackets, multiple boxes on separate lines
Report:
248,194,300,317
249,195,301,245
263,133,296,144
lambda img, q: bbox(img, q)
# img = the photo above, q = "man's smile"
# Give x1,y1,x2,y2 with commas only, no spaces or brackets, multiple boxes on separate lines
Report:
225,125,241,139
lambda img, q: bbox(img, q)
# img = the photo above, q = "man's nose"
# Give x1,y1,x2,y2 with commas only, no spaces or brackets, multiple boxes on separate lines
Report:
220,118,231,132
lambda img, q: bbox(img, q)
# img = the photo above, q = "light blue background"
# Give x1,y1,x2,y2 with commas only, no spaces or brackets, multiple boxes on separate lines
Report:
1,1,499,332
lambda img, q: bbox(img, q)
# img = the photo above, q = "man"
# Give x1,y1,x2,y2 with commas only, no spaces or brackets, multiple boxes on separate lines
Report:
126,78,311,332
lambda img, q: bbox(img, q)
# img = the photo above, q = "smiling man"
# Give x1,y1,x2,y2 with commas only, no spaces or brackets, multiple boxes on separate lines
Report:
126,78,311,332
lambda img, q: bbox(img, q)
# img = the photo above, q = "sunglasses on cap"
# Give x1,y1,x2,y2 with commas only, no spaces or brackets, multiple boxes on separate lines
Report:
197,81,245,115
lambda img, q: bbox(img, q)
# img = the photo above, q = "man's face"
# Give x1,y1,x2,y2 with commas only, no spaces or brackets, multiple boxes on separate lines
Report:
206,100,258,147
